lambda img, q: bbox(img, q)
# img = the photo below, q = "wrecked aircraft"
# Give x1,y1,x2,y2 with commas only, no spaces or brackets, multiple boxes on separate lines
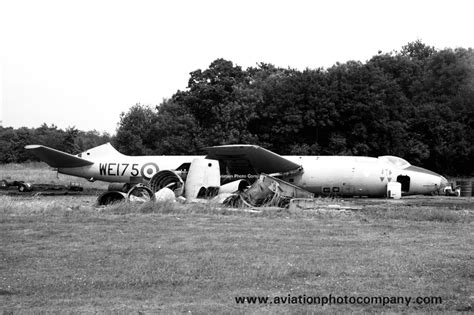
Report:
25,143,448,203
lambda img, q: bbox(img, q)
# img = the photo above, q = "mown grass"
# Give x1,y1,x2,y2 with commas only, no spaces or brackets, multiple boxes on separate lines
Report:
1,193,473,313
0,162,107,190
360,204,473,223
96,195,474,224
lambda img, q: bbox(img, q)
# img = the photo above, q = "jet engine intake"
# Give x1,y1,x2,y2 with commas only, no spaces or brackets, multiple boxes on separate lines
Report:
126,184,155,202
148,170,184,197
97,191,127,205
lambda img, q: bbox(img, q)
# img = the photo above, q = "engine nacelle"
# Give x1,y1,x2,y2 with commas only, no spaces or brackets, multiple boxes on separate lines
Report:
184,158,220,199
97,191,127,205
126,184,155,202
148,170,184,197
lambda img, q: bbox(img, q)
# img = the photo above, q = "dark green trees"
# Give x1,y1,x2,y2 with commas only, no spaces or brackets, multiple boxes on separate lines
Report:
0,124,111,163
7,41,472,176
114,42,473,175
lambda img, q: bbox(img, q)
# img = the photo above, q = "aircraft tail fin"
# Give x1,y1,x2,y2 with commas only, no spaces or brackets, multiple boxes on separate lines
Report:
25,145,94,168
80,142,124,158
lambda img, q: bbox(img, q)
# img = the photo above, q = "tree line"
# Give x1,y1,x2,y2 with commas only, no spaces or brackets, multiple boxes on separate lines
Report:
2,41,473,176
0,124,111,163
114,41,473,176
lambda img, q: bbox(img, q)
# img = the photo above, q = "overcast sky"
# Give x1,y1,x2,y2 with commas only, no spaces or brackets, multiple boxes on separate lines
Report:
1,0,473,135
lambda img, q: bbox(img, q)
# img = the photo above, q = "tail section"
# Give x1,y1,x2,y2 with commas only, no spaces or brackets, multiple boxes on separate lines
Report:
25,145,94,168
79,142,125,159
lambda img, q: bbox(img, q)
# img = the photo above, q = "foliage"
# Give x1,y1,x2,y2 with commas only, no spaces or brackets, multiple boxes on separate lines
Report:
114,41,472,175
0,124,111,163
113,104,157,155
3,41,473,176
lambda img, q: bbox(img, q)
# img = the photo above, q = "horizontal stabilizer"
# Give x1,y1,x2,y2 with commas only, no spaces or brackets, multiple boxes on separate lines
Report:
205,144,301,174
25,145,94,168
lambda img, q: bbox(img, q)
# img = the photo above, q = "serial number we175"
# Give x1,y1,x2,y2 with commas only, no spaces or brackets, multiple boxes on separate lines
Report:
99,163,139,177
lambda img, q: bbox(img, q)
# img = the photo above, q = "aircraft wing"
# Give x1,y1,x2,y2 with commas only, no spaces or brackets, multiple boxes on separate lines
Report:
205,144,302,174
25,145,94,168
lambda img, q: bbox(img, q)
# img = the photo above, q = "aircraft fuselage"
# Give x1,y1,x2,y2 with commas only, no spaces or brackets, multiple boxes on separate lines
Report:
59,156,196,183
283,156,445,197
59,154,446,197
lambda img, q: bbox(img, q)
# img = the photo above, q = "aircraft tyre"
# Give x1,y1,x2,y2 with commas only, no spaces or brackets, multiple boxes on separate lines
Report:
18,182,33,192
0,180,8,189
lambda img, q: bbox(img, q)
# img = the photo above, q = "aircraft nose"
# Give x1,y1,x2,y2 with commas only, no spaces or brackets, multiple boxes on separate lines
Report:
439,176,449,190
404,165,448,195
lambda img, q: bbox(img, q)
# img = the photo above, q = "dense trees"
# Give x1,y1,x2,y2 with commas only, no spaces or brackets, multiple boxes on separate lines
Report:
2,41,473,176
114,104,156,155
0,124,111,163
113,42,473,176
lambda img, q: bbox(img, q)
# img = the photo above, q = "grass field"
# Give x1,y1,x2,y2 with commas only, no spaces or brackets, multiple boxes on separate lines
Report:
1,162,108,191
1,164,473,313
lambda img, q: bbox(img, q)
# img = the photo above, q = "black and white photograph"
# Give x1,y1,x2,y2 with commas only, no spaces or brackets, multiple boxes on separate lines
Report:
1,0,473,312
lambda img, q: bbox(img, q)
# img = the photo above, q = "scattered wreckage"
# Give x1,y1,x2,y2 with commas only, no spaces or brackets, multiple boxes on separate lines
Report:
94,157,465,207
443,185,461,197
15,142,461,207
25,143,449,198
97,158,314,207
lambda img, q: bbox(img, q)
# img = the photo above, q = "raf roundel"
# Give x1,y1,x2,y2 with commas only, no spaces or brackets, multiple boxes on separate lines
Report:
140,162,159,180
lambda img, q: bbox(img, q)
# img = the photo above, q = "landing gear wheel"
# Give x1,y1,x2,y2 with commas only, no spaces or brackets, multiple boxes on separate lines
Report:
18,183,32,192
0,180,8,189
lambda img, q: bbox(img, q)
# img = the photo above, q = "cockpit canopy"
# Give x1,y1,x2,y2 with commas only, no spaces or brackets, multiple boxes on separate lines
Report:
377,155,411,169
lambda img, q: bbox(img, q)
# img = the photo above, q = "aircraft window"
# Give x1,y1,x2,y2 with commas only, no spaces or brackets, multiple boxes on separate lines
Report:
323,187,331,193
332,187,340,192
